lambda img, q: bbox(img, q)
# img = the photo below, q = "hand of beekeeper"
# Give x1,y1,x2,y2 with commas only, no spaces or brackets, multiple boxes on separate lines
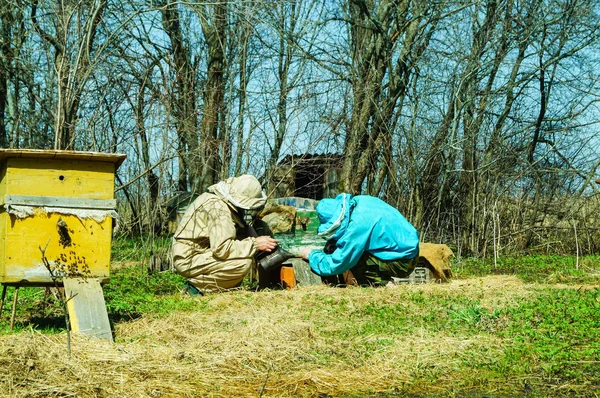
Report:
298,246,315,260
255,236,278,252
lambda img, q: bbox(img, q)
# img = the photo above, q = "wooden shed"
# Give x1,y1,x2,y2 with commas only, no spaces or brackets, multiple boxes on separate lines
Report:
270,154,342,200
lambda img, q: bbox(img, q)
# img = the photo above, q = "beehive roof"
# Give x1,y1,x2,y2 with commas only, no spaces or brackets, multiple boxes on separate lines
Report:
0,149,127,167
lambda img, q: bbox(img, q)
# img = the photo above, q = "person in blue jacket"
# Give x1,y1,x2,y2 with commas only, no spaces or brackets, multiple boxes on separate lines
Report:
298,193,420,286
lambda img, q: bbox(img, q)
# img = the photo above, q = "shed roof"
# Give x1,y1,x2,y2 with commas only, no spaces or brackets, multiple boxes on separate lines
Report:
277,153,342,167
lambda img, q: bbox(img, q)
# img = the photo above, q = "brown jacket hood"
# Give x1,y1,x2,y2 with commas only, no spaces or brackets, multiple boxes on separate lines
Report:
207,175,267,210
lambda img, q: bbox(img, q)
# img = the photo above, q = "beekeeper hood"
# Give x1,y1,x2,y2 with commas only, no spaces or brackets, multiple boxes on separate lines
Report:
208,175,267,210
316,193,352,240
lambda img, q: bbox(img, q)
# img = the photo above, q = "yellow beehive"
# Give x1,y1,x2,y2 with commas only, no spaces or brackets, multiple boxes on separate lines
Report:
0,149,126,285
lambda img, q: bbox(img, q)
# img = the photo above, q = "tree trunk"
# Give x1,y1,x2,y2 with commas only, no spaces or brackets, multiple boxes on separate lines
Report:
135,76,160,230
161,2,198,192
454,0,501,254
198,1,227,192
234,1,251,175
265,1,299,194
0,1,10,148
341,0,437,195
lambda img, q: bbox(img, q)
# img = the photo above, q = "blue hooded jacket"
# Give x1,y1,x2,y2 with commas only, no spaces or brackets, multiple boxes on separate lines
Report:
307,193,419,276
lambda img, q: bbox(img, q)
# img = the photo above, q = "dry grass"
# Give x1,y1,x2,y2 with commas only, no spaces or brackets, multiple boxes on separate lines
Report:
0,276,597,397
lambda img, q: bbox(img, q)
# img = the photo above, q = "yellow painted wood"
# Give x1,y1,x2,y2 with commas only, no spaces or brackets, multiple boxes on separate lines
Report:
0,165,7,200
0,149,124,342
0,149,124,285
0,150,125,199
0,158,115,199
64,277,113,341
0,212,112,284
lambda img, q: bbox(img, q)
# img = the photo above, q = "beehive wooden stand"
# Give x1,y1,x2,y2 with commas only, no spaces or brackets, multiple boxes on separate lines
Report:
0,149,126,341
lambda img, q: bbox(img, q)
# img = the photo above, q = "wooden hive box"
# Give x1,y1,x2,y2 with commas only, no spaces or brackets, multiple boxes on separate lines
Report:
0,149,126,285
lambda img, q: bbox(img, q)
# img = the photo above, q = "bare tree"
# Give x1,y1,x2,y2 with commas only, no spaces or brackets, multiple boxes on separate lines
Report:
160,1,199,192
31,0,107,149
195,0,228,191
339,0,440,195
232,0,254,175
0,0,13,148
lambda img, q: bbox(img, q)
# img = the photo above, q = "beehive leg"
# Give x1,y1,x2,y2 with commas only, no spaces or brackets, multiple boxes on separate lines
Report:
0,285,6,317
10,286,19,330
63,277,113,342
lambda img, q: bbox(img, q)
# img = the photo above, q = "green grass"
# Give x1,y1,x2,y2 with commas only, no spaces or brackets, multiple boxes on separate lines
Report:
454,254,600,283
1,240,599,396
500,288,600,383
111,233,172,263
103,266,199,319
0,286,65,333
0,266,198,332
292,284,600,396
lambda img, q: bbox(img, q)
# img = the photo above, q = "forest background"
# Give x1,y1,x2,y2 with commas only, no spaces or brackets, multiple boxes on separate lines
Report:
1,0,600,258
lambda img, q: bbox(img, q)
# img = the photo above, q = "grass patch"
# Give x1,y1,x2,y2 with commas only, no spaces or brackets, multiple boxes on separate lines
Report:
500,288,600,383
103,266,199,320
111,233,171,263
0,286,65,333
454,254,600,283
0,244,599,397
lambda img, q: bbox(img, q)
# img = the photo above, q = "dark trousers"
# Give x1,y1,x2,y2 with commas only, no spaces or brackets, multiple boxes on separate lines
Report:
350,252,419,287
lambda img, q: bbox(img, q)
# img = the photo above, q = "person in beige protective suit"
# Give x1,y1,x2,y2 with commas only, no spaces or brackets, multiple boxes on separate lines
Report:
171,175,278,294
